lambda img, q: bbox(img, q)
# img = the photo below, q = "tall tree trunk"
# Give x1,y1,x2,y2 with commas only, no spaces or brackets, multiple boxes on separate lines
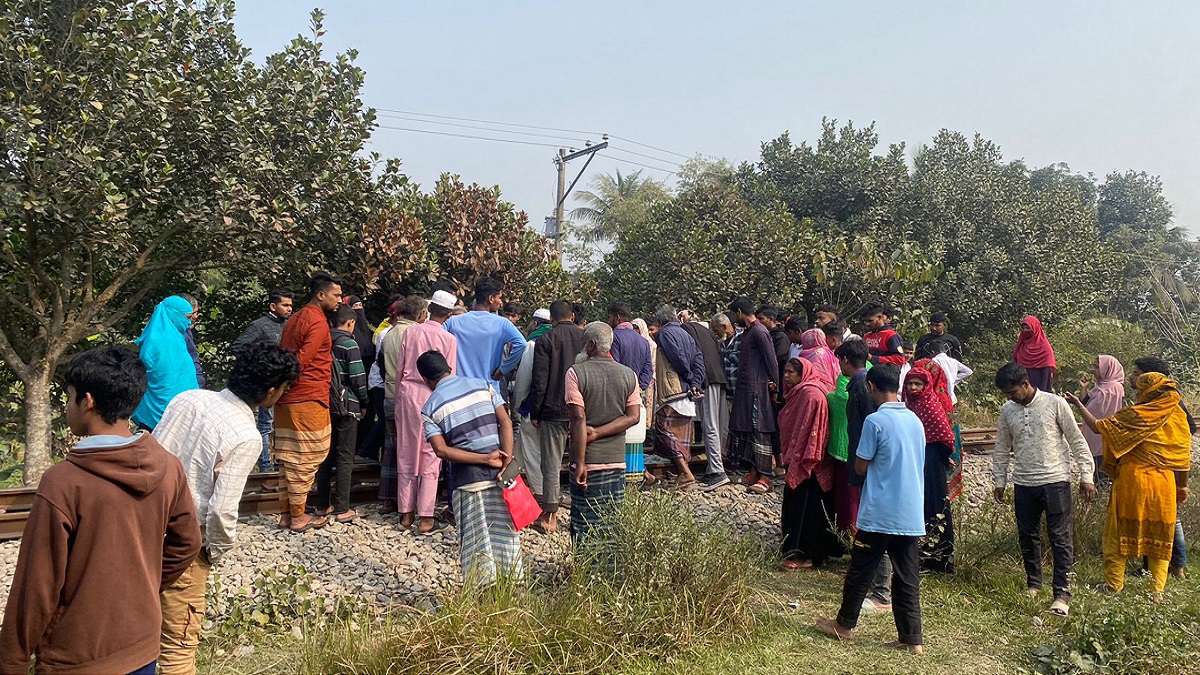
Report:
22,366,55,486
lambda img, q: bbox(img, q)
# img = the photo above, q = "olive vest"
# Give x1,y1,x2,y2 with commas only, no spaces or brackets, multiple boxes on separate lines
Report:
573,356,638,465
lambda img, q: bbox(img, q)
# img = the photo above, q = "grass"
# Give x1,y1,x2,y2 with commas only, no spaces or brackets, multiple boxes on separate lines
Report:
199,489,1200,675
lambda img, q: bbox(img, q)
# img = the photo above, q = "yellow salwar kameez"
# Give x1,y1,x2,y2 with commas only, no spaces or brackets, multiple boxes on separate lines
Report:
1095,373,1191,594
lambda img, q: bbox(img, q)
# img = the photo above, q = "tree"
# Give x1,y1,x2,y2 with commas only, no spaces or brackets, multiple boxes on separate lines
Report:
598,182,813,316
0,2,382,482
568,169,667,245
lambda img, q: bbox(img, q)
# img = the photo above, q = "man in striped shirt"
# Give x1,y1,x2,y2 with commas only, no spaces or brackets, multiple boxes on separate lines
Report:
420,351,522,587
154,343,300,675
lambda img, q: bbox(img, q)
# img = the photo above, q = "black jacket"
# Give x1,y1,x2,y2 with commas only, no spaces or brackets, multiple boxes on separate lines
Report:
681,322,727,388
529,322,584,422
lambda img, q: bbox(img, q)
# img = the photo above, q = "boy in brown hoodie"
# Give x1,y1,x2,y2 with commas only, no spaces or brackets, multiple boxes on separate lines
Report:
0,346,201,675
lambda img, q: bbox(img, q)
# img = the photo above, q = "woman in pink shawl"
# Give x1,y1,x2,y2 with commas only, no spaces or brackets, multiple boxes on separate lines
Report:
1014,316,1056,392
799,328,839,393
1078,354,1125,482
778,358,840,570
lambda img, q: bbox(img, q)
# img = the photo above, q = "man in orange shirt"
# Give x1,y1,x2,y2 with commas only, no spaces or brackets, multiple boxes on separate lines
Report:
276,271,342,532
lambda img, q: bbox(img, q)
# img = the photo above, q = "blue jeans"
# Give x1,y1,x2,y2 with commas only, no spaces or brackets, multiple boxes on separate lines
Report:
1172,516,1188,569
257,406,274,472
127,662,156,675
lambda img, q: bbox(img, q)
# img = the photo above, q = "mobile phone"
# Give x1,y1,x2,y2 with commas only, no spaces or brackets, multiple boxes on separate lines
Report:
498,456,524,487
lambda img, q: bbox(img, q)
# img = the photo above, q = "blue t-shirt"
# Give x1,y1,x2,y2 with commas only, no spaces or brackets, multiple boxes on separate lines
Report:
444,311,527,384
856,401,927,536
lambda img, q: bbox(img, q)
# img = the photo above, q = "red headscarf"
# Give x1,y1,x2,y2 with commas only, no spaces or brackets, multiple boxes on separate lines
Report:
914,358,954,414
779,358,833,491
904,367,955,445
1013,315,1056,371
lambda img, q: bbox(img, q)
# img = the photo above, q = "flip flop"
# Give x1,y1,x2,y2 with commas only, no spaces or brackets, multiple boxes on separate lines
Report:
289,516,328,533
1048,599,1069,617
418,521,449,536
747,480,771,494
334,510,358,523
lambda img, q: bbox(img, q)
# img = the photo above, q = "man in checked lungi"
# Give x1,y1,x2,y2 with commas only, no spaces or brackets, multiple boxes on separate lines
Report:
420,350,523,587
566,322,642,544
275,271,342,532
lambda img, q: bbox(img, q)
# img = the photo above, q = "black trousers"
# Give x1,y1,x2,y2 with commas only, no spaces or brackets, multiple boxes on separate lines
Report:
356,387,386,460
316,414,358,514
835,530,923,646
1014,481,1074,600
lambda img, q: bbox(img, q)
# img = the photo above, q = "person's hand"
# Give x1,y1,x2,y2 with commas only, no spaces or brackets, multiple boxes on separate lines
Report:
1179,486,1189,504
483,451,506,469
491,367,504,381
993,487,1006,504
1080,482,1097,503
585,426,599,444
1078,374,1091,393
768,381,778,392
530,419,539,429
1063,392,1082,408
573,464,587,488
690,388,704,401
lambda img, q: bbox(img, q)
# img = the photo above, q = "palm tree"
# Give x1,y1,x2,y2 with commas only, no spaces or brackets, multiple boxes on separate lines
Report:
569,169,667,244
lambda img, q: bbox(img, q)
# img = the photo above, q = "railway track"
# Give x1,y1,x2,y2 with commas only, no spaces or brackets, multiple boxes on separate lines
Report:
0,429,1000,541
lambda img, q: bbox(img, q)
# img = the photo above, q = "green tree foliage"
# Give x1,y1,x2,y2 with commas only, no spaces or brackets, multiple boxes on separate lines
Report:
568,169,667,245
597,182,812,317
0,1,384,482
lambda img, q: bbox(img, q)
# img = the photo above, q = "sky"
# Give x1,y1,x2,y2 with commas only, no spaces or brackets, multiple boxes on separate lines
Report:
232,1,1200,235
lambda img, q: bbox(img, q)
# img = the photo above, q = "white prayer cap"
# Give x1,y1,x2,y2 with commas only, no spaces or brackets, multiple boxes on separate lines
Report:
533,308,551,321
429,290,458,310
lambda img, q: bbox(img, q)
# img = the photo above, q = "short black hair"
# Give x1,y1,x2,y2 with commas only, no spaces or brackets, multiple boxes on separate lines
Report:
861,301,887,318
930,312,947,324
1134,356,1171,376
608,302,632,322
309,271,339,295
474,277,504,305
397,295,427,319
755,305,780,320
822,320,845,337
815,305,839,318
866,363,901,393
417,350,452,380
549,299,574,321
729,297,754,316
502,302,523,317
572,302,587,325
994,362,1030,389
332,304,356,327
268,289,294,305
930,340,950,354
834,340,869,367
784,316,805,333
228,343,301,406
65,346,147,424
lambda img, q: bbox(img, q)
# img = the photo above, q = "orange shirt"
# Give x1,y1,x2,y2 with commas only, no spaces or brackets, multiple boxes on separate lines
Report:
277,303,332,405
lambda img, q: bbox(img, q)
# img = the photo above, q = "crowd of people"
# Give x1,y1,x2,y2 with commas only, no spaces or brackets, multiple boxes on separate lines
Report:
0,274,1193,671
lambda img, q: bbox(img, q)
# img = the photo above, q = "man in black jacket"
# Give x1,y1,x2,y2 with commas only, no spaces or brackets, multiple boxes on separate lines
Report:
231,289,294,472
681,319,730,490
529,300,584,533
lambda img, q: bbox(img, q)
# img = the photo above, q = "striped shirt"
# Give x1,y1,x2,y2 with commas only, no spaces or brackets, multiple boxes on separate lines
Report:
422,375,506,491
153,388,261,562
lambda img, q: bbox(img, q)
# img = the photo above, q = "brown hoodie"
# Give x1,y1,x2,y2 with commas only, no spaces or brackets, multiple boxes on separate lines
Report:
0,433,201,675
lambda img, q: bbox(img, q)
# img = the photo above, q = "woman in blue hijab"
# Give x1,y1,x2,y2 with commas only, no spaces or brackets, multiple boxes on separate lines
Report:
131,295,200,430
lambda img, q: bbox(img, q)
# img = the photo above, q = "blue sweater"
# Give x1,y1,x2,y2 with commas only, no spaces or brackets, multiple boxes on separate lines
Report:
655,322,706,392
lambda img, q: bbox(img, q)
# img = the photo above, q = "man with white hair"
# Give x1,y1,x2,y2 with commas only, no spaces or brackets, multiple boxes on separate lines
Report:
566,322,641,542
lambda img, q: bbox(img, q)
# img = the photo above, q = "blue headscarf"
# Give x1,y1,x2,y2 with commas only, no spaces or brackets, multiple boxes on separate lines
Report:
131,296,199,430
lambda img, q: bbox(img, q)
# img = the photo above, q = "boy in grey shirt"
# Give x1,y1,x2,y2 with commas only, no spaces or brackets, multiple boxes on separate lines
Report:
993,363,1096,617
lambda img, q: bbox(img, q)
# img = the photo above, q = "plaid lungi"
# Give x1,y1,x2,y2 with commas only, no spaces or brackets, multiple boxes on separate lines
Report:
452,485,524,588
378,401,398,501
570,468,625,544
624,443,646,484
652,407,693,463
273,401,332,517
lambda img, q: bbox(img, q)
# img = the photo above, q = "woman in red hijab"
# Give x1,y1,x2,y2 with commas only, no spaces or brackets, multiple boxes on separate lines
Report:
778,358,839,571
905,367,957,574
1014,316,1056,392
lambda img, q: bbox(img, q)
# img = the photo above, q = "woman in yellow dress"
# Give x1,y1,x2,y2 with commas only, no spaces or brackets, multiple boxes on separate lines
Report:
1067,370,1191,596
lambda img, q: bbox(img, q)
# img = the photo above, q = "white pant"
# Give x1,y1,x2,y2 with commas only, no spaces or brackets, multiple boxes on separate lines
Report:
698,383,728,475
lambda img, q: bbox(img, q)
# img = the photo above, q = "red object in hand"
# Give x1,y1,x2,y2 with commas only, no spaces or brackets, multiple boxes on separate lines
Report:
500,475,542,531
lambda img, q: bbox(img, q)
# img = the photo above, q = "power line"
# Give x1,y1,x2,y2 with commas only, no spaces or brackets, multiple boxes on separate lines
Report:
375,112,591,145
600,155,677,175
607,134,691,160
375,124,562,148
608,147,682,169
375,107,603,137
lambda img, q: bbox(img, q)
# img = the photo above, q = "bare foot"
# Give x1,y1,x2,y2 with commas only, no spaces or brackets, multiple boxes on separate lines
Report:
416,516,437,534
884,641,924,654
277,514,292,529
817,617,854,641
399,512,415,529
379,500,398,514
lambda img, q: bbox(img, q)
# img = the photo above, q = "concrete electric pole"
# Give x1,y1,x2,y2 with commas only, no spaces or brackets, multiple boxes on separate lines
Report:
548,136,608,255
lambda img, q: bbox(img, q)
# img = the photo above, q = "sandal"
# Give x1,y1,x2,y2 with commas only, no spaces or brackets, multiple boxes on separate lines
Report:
1048,599,1069,617
289,516,328,533
780,560,804,572
747,480,771,494
334,509,358,523
418,521,449,536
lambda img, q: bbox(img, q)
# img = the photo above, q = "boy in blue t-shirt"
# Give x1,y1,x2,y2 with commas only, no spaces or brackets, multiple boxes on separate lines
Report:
818,363,927,654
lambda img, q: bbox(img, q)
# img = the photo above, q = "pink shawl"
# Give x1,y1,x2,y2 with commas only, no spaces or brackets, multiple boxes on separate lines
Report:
1013,316,1056,371
799,328,839,394
1083,354,1125,456
779,359,833,491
